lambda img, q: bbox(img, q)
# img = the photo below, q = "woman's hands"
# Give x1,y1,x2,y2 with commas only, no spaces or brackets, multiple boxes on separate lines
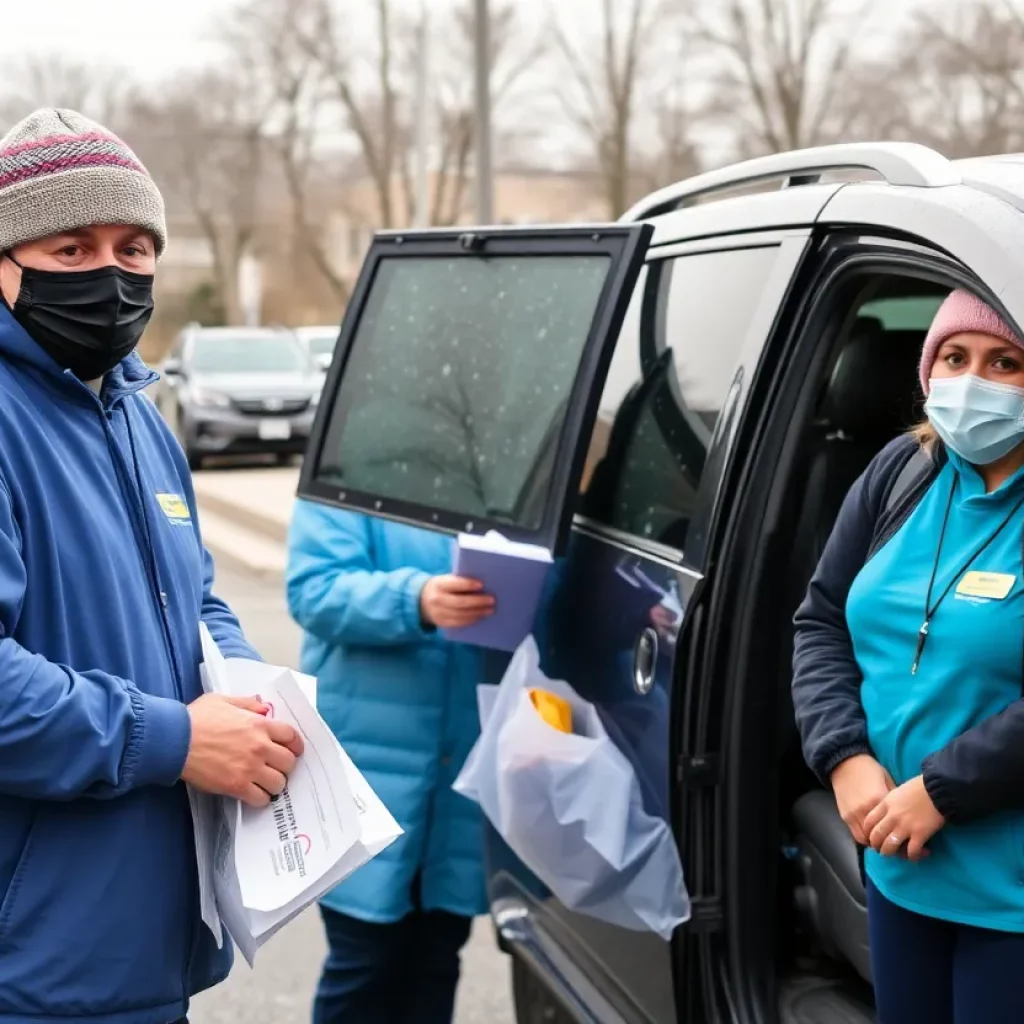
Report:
831,756,946,860
831,754,896,845
863,775,945,861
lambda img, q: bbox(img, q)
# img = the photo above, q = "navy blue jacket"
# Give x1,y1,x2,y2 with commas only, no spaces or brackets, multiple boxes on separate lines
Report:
793,435,1024,823
0,305,257,1024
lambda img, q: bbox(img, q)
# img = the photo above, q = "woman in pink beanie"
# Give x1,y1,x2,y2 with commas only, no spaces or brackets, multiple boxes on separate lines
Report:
794,288,1024,1022
921,288,1024,448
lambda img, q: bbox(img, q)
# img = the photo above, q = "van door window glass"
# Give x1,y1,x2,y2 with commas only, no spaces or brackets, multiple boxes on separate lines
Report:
313,254,610,529
581,246,782,548
858,295,944,330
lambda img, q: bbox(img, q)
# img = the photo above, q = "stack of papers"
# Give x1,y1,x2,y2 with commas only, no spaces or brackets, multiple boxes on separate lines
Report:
443,530,553,652
189,625,403,965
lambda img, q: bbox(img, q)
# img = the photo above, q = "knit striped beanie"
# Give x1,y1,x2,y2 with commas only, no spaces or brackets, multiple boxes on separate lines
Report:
0,108,166,256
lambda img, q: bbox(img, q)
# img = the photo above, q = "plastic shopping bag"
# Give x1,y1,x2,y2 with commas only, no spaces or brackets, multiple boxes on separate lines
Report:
454,638,690,940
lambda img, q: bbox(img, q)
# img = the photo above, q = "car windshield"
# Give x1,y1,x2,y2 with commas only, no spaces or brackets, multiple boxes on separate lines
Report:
191,333,310,373
307,333,337,356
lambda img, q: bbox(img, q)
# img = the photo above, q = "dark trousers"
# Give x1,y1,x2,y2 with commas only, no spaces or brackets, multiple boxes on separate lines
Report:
313,903,473,1024
867,881,1024,1023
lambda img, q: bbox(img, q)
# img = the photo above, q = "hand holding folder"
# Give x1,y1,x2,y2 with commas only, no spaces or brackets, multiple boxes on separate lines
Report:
441,531,553,652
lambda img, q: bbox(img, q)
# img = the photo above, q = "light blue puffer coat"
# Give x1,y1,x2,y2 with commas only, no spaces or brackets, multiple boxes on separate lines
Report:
286,499,488,922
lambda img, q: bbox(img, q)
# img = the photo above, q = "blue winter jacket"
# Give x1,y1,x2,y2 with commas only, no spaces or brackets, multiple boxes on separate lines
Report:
0,306,257,1024
793,436,1024,823
286,500,488,922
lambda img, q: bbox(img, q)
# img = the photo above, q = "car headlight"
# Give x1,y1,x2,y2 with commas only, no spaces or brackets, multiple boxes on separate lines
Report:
309,391,320,408
190,386,231,408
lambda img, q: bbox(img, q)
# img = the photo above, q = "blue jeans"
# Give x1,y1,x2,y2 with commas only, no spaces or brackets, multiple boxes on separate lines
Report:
868,881,1024,1023
313,904,473,1024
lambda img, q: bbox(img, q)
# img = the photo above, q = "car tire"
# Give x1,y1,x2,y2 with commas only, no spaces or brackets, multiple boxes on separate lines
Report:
512,956,575,1024
275,452,294,467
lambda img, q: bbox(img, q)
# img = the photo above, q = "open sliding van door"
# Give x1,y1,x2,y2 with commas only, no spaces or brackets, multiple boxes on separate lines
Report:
298,225,652,553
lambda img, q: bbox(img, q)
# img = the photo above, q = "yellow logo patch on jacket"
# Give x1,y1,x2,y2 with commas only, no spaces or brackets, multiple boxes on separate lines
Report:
156,492,191,523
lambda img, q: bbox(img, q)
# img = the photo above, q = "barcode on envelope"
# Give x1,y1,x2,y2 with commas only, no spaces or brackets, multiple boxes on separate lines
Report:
271,794,289,843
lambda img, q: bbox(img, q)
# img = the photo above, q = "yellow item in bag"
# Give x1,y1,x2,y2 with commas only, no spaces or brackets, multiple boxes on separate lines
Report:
528,688,573,734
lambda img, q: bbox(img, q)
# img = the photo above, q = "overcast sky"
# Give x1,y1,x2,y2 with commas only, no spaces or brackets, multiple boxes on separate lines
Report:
0,0,587,83
1,1,225,80
0,0,905,171
0,0,900,73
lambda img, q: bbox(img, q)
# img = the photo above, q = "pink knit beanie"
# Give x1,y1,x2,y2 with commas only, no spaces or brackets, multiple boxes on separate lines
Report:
919,289,1024,394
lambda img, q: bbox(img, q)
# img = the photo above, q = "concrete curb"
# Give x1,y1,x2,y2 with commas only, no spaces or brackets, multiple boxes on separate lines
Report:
195,487,289,546
197,505,288,585
191,468,297,583
205,536,286,585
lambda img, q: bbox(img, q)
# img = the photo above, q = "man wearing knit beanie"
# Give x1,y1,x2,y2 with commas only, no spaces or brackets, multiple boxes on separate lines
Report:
0,110,303,1024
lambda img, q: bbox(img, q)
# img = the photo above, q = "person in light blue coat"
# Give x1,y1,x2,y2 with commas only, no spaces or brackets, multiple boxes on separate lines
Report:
287,499,495,1024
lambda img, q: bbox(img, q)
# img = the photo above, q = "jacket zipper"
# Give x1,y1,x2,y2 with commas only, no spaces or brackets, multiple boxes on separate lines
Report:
98,398,197,1001
100,402,183,695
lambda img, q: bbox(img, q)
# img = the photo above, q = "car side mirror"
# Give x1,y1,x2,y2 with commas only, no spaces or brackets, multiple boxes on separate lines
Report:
163,358,183,378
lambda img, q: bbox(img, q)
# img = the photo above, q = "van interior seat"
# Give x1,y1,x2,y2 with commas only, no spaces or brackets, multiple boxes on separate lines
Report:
781,316,924,733
786,316,926,985
794,315,923,568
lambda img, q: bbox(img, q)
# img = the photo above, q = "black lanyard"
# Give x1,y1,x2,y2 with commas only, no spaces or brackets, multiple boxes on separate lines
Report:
913,476,1024,674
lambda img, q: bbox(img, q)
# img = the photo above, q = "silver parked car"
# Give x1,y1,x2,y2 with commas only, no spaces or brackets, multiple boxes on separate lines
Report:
158,325,321,469
294,324,339,372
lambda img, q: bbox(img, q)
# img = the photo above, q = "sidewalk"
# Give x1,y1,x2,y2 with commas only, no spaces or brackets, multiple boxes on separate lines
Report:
193,467,299,582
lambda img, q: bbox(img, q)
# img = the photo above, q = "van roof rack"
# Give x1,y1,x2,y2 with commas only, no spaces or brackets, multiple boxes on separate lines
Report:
623,142,959,222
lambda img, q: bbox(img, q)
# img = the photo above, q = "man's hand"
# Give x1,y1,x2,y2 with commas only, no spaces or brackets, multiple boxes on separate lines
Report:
864,775,945,861
831,754,896,845
181,694,304,808
420,575,495,630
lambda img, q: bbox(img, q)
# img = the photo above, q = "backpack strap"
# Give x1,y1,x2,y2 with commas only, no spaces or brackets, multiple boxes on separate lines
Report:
869,442,942,557
884,446,932,514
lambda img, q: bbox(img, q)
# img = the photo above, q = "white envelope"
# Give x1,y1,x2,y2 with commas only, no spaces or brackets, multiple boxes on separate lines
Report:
189,625,404,965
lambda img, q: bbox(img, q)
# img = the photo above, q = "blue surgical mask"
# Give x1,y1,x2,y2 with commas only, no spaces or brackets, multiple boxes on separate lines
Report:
925,374,1024,465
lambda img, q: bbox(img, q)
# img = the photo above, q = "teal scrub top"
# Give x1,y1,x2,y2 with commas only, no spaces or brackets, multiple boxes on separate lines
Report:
847,452,1024,930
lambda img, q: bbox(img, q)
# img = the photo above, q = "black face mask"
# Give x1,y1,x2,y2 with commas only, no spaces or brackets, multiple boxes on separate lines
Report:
5,255,155,380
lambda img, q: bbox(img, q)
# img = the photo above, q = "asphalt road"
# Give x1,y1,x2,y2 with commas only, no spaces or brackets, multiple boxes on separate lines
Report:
188,565,515,1024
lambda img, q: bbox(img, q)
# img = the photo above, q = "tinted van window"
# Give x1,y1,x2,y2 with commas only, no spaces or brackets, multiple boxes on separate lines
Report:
313,255,610,529
858,295,944,329
581,246,782,548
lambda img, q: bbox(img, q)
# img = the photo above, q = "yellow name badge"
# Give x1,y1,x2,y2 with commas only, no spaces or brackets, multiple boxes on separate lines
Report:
956,571,1016,600
156,493,191,521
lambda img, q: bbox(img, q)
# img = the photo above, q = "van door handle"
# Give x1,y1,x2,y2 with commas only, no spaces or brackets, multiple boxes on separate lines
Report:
633,627,658,695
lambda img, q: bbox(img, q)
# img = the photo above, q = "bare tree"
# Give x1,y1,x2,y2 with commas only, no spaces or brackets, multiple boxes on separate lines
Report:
855,0,1024,157
219,0,549,315
551,0,684,217
223,0,353,303
692,0,874,157
0,54,129,130
425,2,548,225
293,0,545,229
126,65,274,325
282,0,408,230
